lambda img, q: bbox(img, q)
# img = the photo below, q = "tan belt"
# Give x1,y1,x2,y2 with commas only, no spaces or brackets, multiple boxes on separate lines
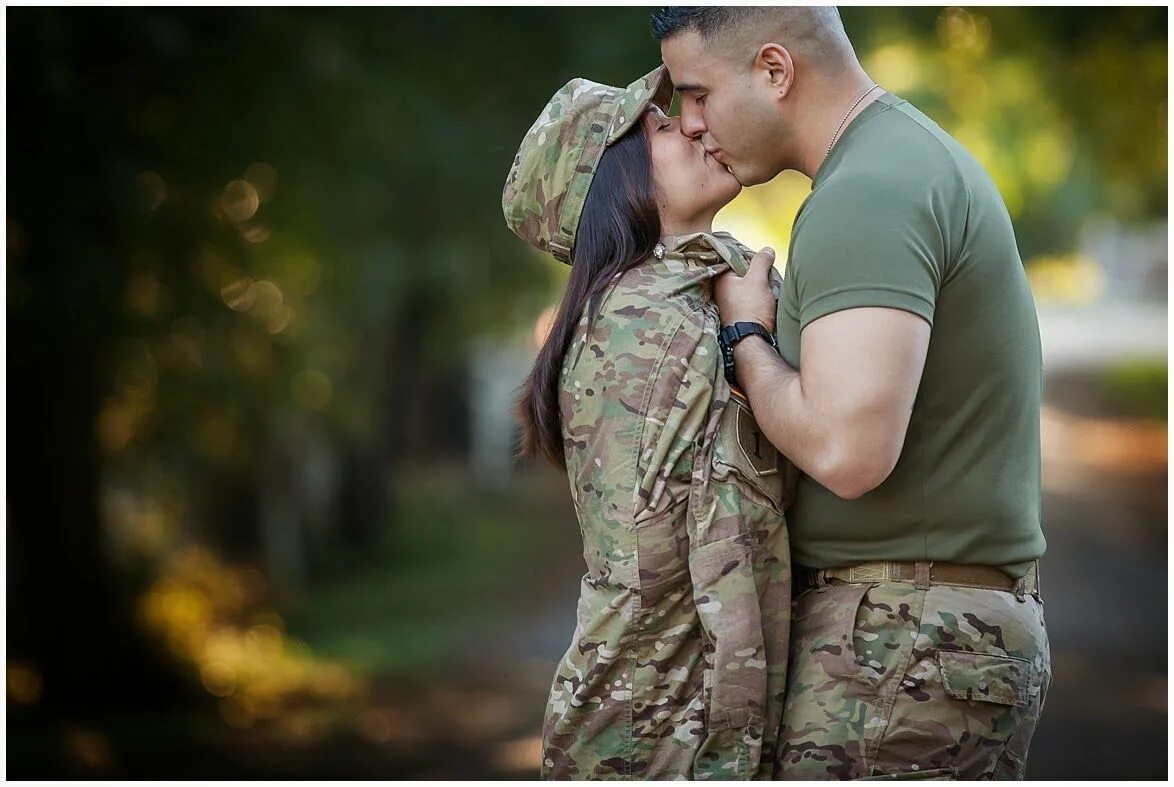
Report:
795,560,1040,600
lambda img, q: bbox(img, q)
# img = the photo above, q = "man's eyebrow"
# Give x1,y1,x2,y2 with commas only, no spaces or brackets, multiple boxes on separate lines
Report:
673,83,705,94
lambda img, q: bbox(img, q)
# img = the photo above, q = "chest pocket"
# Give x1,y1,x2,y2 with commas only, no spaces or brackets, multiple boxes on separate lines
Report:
712,390,787,514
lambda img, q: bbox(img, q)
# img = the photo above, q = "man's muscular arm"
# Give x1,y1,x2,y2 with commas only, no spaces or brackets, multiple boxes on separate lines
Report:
717,248,931,499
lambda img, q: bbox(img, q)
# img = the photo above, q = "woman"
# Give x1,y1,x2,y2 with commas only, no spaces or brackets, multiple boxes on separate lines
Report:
502,66,795,780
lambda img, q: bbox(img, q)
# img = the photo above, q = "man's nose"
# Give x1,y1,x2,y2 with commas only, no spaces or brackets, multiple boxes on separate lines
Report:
678,103,706,140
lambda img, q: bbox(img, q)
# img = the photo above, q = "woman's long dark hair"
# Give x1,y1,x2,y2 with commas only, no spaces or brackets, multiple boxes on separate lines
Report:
515,122,661,468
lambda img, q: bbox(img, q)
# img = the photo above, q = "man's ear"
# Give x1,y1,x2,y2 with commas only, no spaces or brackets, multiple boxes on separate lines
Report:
756,43,794,99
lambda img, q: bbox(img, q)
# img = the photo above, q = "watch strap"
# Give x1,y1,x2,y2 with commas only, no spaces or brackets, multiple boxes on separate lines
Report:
718,321,778,384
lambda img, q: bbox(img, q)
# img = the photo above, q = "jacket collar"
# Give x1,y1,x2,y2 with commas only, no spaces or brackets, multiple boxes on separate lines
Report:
654,230,753,276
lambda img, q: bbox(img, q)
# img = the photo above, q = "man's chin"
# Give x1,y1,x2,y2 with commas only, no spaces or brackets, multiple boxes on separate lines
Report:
720,162,746,188
726,163,769,188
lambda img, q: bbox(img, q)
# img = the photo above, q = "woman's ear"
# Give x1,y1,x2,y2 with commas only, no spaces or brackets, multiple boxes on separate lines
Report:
756,43,794,99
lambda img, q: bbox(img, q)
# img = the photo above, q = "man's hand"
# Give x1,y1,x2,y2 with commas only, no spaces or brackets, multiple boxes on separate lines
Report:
714,247,779,331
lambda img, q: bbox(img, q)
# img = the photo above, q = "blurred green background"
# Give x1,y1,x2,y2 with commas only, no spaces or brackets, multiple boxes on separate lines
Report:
6,6,1167,779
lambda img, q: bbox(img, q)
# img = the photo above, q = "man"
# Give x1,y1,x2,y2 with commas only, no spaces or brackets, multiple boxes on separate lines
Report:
652,7,1050,780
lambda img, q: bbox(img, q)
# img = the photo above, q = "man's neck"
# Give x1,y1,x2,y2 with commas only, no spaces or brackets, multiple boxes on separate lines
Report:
795,72,881,180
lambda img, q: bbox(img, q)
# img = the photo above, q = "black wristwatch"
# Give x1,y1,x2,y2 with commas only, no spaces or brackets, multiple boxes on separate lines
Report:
718,321,779,384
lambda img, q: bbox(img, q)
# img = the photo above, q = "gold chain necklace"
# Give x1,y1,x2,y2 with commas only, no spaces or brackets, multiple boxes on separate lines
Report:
826,83,880,156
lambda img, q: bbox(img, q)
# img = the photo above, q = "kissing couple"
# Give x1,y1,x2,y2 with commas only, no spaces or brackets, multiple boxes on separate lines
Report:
502,6,1050,781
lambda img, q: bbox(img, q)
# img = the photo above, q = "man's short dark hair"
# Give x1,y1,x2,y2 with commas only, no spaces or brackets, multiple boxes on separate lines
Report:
650,7,746,42
650,6,855,72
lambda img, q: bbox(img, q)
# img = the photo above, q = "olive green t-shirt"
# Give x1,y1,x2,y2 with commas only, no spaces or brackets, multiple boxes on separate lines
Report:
776,91,1046,578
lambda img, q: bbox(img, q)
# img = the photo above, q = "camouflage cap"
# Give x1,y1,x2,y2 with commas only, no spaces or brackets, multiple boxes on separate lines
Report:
502,65,673,264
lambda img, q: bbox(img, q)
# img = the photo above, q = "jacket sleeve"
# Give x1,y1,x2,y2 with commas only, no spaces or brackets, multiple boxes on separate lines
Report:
683,324,770,780
632,314,769,780
632,314,715,526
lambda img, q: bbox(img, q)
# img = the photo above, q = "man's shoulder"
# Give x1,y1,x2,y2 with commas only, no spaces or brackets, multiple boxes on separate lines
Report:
866,97,995,195
795,102,974,240
837,105,968,191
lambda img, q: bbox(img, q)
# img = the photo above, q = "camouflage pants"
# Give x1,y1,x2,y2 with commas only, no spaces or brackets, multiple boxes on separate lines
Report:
774,576,1050,780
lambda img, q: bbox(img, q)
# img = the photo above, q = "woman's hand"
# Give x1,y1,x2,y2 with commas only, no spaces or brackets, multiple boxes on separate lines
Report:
714,247,778,332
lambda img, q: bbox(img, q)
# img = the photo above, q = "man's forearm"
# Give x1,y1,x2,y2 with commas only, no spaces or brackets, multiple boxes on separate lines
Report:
733,334,908,499
732,336,828,479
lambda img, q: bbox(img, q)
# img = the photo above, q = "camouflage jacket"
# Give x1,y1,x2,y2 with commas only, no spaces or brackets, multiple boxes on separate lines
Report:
541,232,795,779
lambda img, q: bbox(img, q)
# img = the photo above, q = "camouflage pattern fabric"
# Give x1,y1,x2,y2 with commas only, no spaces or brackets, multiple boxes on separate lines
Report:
502,65,673,264
541,232,794,779
775,577,1051,780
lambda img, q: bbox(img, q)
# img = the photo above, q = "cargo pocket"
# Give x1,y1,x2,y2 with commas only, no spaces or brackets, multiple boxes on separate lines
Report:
937,649,1036,778
712,391,784,514
689,535,767,780
790,580,878,684
937,650,1032,708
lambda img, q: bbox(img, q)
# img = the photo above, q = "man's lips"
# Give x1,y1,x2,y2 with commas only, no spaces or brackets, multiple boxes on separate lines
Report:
706,147,736,178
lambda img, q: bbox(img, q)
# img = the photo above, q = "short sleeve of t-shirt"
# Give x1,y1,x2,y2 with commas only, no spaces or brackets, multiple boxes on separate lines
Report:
789,176,948,330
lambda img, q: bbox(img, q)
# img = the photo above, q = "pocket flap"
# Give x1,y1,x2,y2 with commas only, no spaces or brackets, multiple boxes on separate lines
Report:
859,767,956,780
709,704,751,732
937,649,1032,708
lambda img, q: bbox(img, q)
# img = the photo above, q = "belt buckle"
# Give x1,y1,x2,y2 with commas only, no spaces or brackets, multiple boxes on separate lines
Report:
847,562,889,583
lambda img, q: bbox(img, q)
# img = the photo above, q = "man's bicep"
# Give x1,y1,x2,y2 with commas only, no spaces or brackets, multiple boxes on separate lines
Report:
790,183,944,331
799,306,931,424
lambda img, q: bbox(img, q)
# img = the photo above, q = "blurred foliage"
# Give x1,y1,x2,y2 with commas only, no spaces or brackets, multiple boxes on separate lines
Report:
1024,254,1105,304
720,6,1167,262
4,5,1167,733
1099,360,1169,422
139,547,359,730
283,466,570,674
